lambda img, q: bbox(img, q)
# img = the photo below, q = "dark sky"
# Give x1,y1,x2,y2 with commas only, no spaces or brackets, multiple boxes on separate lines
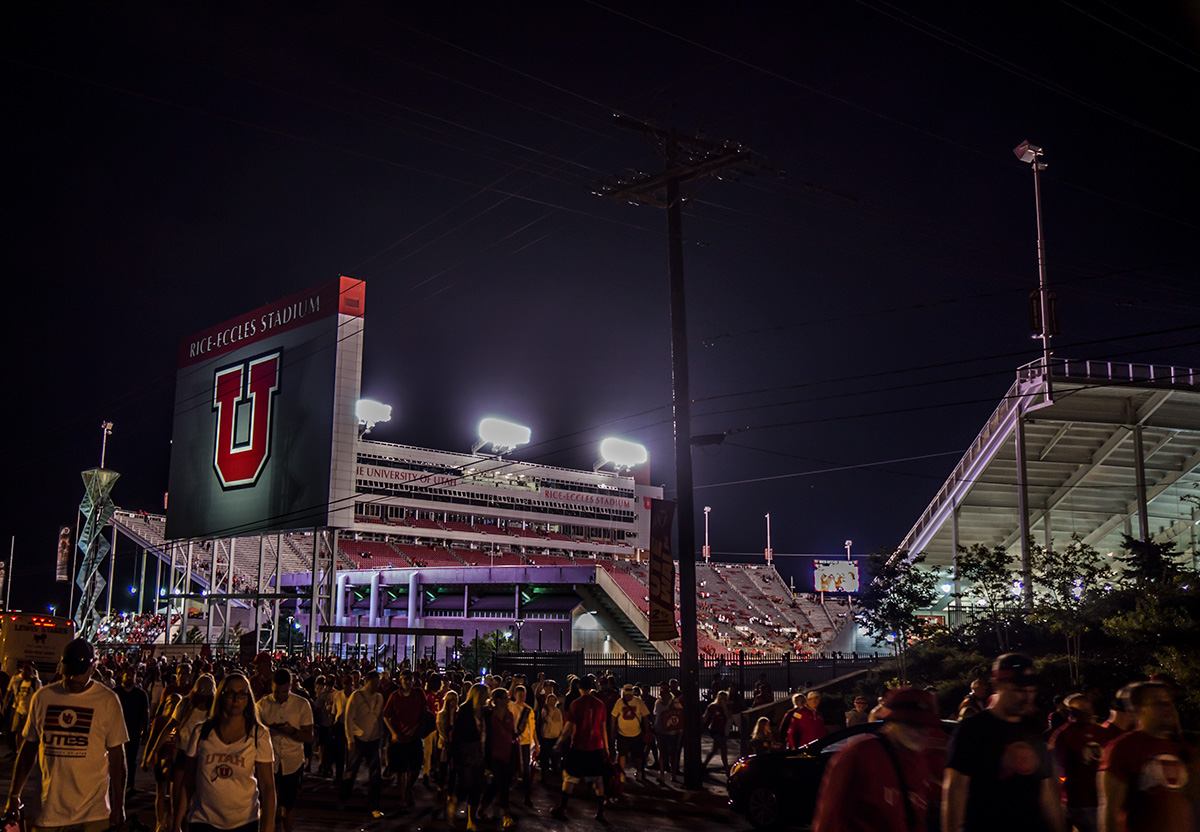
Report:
3,1,1197,615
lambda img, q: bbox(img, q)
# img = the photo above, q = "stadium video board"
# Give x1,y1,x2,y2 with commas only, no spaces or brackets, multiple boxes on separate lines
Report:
813,559,861,593
165,277,364,540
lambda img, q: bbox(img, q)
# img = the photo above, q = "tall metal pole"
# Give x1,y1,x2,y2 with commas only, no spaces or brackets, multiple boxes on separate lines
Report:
664,163,703,791
5,537,13,612
105,525,116,620
1014,141,1053,402
100,421,113,468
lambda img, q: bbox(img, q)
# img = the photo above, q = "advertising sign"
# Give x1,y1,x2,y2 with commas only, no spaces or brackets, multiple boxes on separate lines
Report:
647,498,678,641
166,277,364,540
56,526,71,582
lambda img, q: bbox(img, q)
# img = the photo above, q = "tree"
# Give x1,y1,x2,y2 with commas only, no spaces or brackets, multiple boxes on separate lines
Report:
460,628,515,674
858,549,940,685
955,543,1019,652
1117,535,1181,587
1030,534,1109,686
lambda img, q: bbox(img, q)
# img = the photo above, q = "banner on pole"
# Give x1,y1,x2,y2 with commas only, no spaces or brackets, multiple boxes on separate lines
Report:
647,498,678,641
56,526,72,582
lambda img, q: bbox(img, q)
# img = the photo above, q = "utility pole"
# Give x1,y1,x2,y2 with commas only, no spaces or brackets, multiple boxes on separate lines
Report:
600,115,766,791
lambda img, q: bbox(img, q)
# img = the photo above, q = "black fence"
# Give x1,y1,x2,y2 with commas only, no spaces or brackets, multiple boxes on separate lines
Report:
493,650,883,697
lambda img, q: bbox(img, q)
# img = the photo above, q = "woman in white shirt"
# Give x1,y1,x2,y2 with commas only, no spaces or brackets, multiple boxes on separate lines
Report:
173,673,276,832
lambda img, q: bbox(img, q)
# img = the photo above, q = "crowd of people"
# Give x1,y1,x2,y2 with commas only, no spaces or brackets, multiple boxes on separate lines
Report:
0,646,742,832
804,653,1195,832
1,642,1195,832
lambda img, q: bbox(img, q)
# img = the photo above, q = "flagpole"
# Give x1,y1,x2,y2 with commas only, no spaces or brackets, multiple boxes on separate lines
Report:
6,536,13,611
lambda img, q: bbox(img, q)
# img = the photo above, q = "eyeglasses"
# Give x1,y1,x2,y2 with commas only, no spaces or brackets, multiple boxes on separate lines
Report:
222,690,250,700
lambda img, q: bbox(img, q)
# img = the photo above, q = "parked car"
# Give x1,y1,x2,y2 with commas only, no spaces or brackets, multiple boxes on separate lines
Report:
727,719,954,829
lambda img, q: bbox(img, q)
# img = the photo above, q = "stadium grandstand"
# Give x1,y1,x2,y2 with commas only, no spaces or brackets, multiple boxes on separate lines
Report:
110,439,852,661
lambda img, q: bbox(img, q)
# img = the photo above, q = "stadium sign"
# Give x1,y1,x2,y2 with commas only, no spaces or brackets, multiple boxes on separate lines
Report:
166,277,364,540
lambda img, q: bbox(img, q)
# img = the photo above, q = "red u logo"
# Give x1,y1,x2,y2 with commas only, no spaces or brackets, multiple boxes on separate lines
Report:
212,351,281,489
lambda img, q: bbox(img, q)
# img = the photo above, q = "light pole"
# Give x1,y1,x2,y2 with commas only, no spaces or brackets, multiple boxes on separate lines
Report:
765,513,772,564
703,507,712,563
100,421,114,468
844,540,852,560
1014,140,1054,402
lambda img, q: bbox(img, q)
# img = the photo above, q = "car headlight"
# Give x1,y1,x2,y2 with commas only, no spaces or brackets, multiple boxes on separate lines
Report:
729,759,747,778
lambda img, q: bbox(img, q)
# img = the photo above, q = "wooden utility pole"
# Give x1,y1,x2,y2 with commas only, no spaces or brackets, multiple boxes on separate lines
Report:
600,115,764,791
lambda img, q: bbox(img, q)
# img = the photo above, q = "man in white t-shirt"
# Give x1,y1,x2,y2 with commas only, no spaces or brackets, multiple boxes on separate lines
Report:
256,669,314,832
5,638,129,832
340,670,383,816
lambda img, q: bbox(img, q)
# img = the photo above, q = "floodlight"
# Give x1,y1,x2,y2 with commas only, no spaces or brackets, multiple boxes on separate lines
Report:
596,437,648,471
1013,140,1042,165
356,399,393,436
474,418,531,455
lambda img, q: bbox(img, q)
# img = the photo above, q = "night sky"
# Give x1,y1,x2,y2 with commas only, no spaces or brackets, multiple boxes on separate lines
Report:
4,1,1197,617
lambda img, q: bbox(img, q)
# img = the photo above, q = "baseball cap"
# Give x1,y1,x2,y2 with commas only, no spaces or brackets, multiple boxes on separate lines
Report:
62,638,96,675
621,684,634,693
876,687,940,726
992,653,1039,685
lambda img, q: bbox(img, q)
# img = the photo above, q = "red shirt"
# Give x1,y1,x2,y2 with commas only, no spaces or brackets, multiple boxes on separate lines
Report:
566,693,608,752
1048,720,1112,808
812,733,938,832
1099,730,1193,832
788,706,826,748
382,688,427,741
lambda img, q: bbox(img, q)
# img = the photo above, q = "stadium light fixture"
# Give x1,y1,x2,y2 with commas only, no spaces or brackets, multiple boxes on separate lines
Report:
473,418,531,455
356,399,393,437
595,437,648,472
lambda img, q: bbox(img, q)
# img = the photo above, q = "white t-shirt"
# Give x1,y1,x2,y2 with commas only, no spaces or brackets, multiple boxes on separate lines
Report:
23,680,130,827
184,721,274,829
610,696,650,738
256,694,313,775
171,697,209,749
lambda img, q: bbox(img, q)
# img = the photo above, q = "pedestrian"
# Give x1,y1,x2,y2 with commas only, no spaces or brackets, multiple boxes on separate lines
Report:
610,683,650,784
942,653,1066,832
1048,693,1111,832
551,674,609,823
653,690,684,782
813,687,945,832
340,669,384,816
256,669,314,832
845,695,870,728
538,692,565,781
510,685,538,806
381,667,427,811
435,690,459,813
787,690,827,749
4,664,40,759
452,683,489,831
5,638,129,831
478,688,517,828
748,717,781,755
116,669,151,797
143,693,184,832
173,672,276,832
1098,681,1193,832
956,679,990,721
702,689,732,772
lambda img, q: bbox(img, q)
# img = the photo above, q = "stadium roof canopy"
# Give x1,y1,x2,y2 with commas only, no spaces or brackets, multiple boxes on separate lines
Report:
901,359,1200,572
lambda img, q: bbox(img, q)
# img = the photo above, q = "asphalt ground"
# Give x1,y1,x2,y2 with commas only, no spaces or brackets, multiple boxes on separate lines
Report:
2,738,745,832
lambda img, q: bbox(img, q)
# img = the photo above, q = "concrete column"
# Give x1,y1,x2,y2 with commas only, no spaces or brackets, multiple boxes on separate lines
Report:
950,499,960,629
1014,412,1034,612
1133,425,1150,542
368,572,381,652
407,572,422,659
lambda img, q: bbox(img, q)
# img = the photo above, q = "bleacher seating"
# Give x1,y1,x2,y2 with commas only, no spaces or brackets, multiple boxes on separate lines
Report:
441,520,474,534
452,548,519,566
522,552,575,566
545,531,572,542
408,518,443,531
508,527,545,540
474,524,511,536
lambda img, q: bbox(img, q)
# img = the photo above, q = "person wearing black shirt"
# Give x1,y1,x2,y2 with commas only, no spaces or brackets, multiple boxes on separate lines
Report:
943,653,1066,832
116,669,150,796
